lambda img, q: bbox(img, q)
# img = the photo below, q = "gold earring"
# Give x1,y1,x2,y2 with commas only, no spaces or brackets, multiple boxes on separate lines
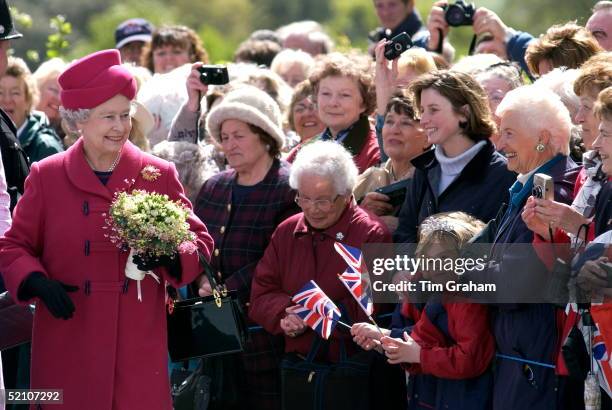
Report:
536,143,545,152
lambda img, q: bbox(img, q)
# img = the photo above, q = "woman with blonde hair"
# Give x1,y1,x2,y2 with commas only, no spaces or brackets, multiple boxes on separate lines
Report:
0,57,62,162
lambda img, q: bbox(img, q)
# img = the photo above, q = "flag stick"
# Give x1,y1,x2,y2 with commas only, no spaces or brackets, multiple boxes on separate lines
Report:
332,318,352,330
337,274,385,336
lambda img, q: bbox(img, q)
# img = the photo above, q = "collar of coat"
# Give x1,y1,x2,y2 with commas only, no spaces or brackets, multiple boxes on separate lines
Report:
410,139,496,182
63,137,145,200
317,115,371,157
292,198,358,240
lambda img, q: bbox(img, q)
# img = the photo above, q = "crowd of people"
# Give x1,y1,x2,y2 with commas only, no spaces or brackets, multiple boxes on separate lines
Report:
0,0,611,409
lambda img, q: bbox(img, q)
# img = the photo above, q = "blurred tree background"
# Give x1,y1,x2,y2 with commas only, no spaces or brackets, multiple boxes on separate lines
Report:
10,0,595,68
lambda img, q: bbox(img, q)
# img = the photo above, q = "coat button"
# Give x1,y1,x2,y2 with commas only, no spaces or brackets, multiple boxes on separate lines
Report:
214,249,219,257
220,226,226,234
227,204,231,212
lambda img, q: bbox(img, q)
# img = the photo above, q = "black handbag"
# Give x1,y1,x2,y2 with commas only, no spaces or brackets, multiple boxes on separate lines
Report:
0,291,34,350
280,336,372,410
167,253,247,362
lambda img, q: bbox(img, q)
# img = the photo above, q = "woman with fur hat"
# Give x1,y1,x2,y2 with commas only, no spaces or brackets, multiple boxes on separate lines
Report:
0,49,214,410
192,76,300,409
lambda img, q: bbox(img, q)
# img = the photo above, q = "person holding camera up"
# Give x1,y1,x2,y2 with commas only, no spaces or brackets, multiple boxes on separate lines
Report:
414,1,536,75
368,0,426,56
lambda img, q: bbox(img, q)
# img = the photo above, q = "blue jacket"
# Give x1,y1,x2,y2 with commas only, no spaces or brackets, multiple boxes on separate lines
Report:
489,155,580,410
506,31,535,80
411,30,536,80
594,179,611,236
394,140,515,243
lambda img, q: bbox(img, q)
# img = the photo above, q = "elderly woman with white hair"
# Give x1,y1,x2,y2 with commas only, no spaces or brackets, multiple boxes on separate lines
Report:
250,140,391,407
485,85,581,410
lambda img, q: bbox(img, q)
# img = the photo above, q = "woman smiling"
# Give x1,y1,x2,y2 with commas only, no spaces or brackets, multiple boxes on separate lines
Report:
309,53,380,173
395,70,515,243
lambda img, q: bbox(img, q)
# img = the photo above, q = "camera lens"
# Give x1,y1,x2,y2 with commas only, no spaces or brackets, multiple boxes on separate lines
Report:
394,43,402,51
445,4,465,26
532,186,543,198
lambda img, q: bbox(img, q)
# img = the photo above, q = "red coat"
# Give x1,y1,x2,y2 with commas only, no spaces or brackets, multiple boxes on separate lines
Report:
400,302,495,378
0,138,214,410
249,201,391,362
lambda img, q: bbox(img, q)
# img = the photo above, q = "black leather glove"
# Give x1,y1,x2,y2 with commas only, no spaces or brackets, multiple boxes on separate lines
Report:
132,253,182,280
18,272,78,320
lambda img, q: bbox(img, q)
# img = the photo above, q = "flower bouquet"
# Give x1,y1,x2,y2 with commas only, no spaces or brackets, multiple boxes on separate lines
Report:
105,189,196,301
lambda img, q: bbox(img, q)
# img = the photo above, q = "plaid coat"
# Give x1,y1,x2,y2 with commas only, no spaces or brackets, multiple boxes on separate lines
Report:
194,159,299,410
194,159,299,303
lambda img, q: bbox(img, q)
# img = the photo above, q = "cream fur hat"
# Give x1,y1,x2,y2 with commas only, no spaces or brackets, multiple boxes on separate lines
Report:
206,85,285,149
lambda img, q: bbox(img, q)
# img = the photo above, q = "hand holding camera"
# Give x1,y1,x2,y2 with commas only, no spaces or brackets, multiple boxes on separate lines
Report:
374,40,399,115
361,191,395,216
472,7,511,42
185,62,210,113
426,0,450,51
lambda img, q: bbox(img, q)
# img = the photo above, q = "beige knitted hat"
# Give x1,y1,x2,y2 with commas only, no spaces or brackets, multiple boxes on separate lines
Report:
206,85,284,149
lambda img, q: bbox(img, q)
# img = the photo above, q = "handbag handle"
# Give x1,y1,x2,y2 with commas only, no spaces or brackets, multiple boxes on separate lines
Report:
197,251,228,307
167,251,226,312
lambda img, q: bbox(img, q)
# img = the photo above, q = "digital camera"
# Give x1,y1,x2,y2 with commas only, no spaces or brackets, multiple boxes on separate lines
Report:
198,65,229,85
443,0,476,27
384,32,413,60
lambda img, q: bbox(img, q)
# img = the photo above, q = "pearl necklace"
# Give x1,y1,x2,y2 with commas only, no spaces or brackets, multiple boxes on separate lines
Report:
84,150,122,173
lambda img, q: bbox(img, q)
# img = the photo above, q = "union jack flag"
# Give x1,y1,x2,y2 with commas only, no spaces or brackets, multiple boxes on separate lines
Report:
292,280,340,318
334,242,364,274
334,242,374,316
593,325,612,397
292,305,338,340
338,268,374,316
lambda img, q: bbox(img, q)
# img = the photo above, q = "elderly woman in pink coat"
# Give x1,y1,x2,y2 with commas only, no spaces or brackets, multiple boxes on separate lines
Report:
0,50,214,410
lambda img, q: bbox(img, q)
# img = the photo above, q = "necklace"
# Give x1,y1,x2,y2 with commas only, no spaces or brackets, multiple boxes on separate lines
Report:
84,150,122,173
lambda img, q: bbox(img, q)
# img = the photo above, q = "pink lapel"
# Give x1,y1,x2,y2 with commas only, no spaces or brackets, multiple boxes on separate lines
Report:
63,138,143,200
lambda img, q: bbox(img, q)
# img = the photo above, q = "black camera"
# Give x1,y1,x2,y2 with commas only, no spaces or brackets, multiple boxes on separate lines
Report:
443,0,476,27
384,32,413,60
375,180,409,207
198,65,229,85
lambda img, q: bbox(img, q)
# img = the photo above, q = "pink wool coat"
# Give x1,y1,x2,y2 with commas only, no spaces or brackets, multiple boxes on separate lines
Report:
0,138,214,410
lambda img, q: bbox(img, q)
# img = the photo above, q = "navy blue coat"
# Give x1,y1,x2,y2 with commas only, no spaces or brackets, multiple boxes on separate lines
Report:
489,155,580,410
594,179,611,236
394,140,516,244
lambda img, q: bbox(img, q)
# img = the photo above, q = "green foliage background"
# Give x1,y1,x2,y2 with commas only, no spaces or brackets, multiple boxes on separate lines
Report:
11,0,594,67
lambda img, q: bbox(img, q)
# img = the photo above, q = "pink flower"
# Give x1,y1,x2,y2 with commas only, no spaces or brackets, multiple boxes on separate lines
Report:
141,165,161,182
178,241,198,255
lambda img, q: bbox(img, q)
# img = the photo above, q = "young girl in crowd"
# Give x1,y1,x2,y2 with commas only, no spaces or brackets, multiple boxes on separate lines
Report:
352,211,495,410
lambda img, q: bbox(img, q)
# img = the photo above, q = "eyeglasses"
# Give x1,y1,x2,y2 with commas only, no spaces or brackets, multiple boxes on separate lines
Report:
294,194,341,212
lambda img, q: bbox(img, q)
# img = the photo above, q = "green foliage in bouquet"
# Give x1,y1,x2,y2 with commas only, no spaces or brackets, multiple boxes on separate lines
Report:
105,190,195,258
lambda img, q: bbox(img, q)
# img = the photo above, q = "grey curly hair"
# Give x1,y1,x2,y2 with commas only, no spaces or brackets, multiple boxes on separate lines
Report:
60,103,137,133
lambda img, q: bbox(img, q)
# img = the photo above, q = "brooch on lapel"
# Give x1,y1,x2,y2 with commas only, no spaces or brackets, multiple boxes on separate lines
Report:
141,165,161,182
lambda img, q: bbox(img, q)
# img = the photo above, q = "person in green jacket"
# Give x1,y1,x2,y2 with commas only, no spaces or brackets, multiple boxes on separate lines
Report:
0,56,63,163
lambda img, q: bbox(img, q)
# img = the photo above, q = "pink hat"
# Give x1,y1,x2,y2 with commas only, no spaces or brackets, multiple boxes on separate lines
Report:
59,49,137,110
